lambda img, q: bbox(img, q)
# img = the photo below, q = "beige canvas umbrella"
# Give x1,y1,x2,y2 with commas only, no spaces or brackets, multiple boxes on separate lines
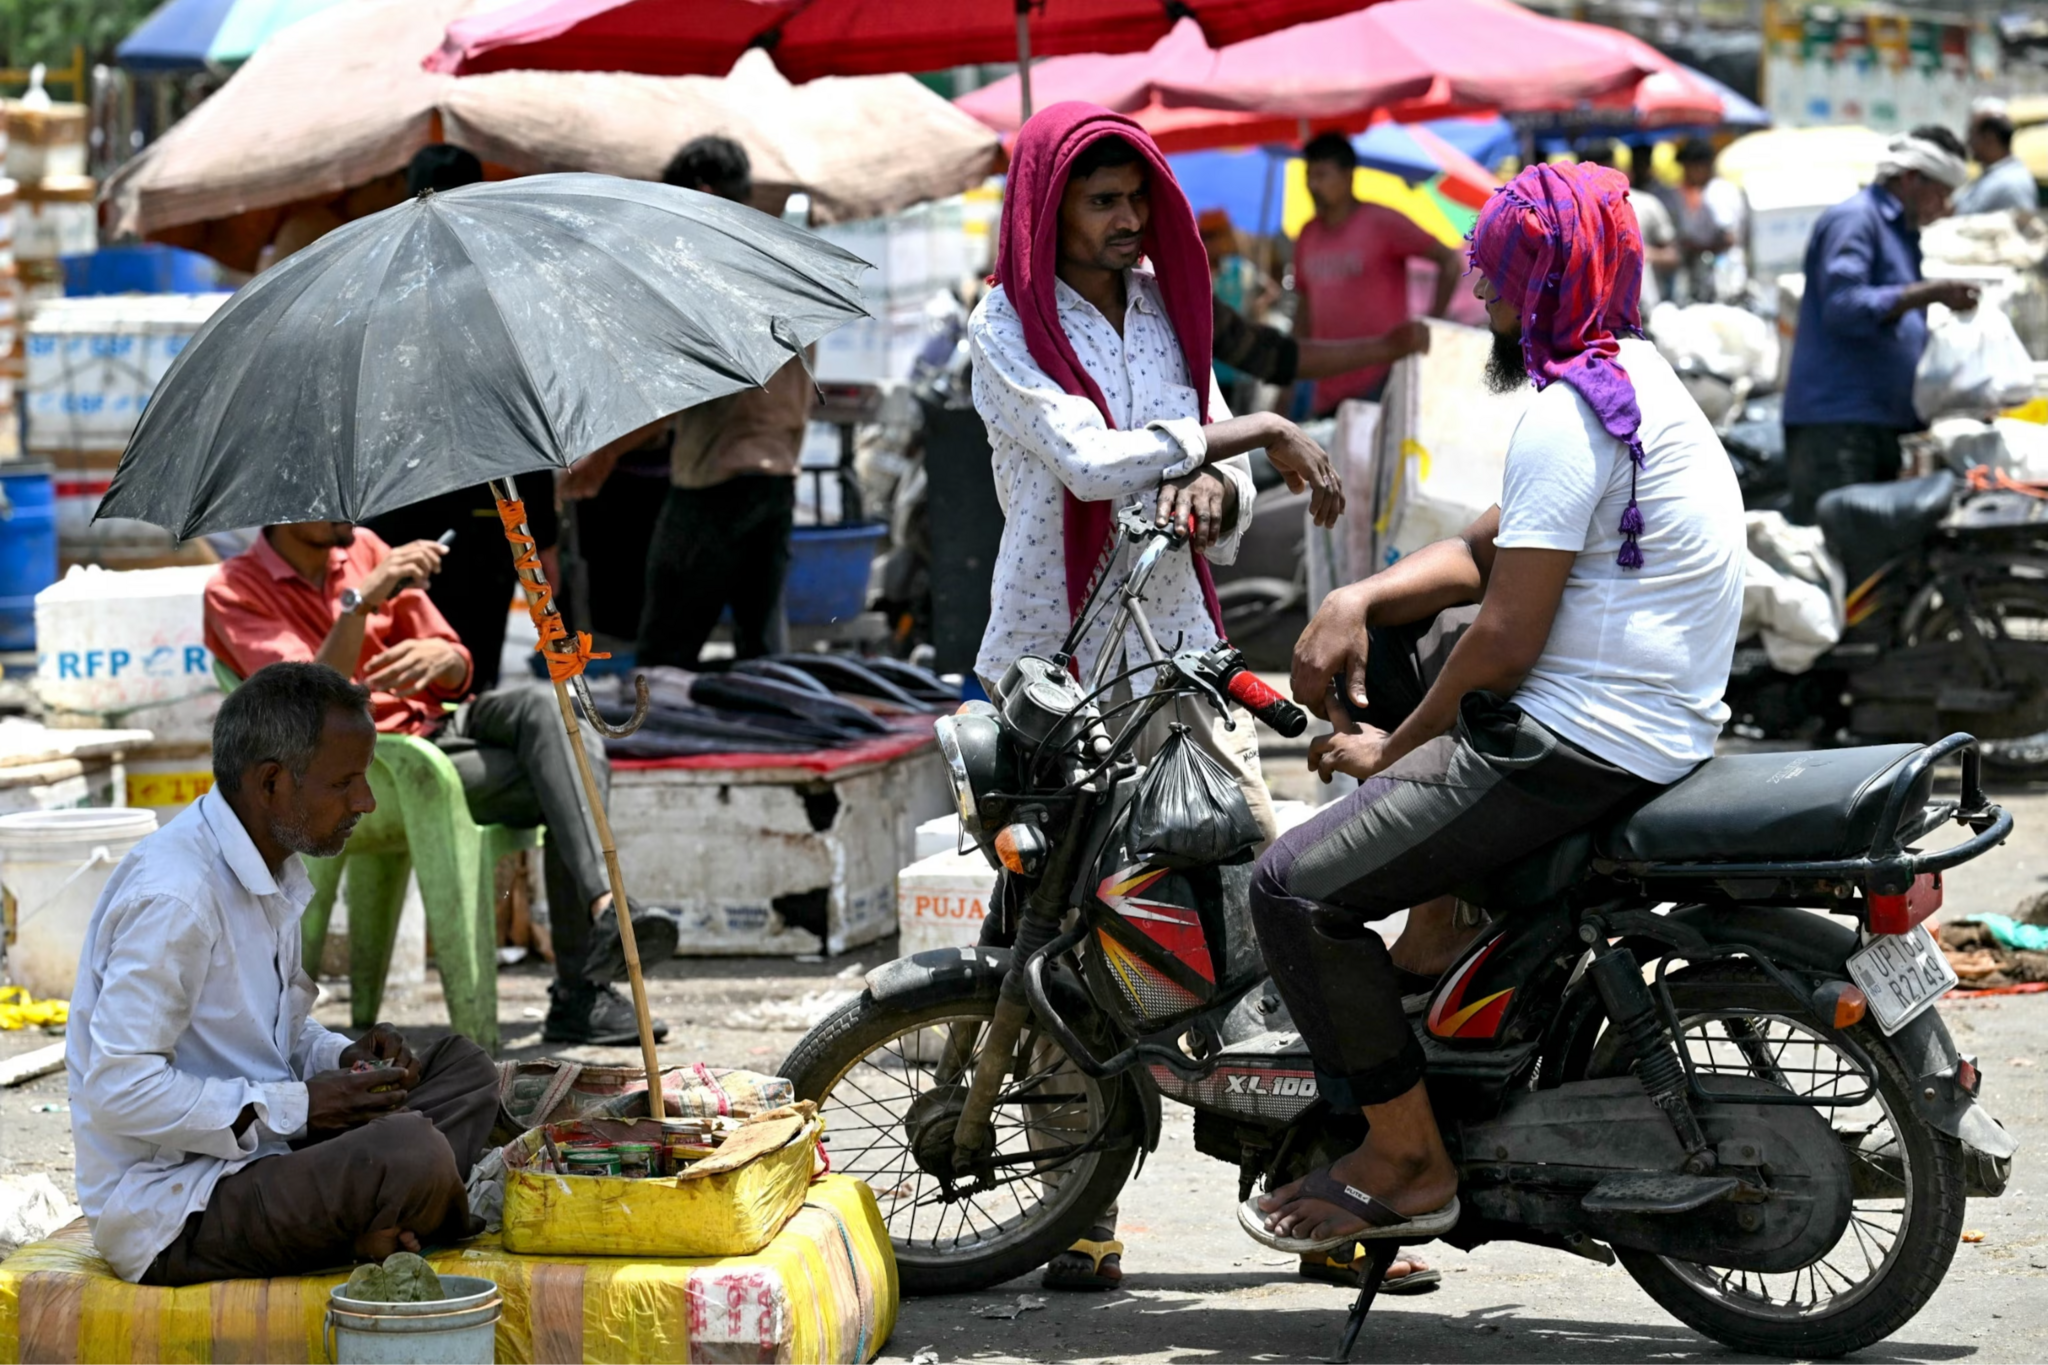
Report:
104,0,1000,272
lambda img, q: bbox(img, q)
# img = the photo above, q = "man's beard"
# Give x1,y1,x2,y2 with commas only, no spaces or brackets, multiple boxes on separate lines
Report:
1485,329,1528,395
273,806,356,860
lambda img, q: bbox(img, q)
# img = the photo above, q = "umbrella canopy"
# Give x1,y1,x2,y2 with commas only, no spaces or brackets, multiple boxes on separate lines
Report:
98,174,869,539
427,0,1372,81
1156,0,1653,120
117,0,350,72
952,14,1437,154
104,0,1000,275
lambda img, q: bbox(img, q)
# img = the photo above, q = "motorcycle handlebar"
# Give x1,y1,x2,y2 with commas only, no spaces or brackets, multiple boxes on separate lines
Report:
1222,665,1309,738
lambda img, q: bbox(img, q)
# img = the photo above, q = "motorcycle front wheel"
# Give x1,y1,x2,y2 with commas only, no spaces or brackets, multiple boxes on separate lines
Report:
1584,967,1967,1358
780,991,1143,1295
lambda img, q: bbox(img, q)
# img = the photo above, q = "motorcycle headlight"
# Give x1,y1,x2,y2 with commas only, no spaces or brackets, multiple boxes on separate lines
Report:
934,704,1011,839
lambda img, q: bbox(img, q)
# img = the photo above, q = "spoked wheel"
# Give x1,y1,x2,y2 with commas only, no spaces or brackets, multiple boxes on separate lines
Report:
1585,968,1965,1358
1915,578,2048,778
780,992,1141,1295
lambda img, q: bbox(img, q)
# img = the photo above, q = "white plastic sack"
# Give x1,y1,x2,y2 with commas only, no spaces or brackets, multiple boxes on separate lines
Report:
1913,302,2035,422
1647,301,1780,387
1742,511,1845,674
0,1174,79,1257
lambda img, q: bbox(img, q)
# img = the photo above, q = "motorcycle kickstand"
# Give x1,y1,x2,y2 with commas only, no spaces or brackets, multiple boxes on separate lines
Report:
1329,1242,1401,1364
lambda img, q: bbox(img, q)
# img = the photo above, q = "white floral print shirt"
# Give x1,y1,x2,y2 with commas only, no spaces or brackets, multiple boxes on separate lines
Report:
969,268,1255,689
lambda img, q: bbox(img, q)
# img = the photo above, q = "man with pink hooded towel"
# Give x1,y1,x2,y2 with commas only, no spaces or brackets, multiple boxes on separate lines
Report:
968,102,1349,1290
1243,162,1743,1257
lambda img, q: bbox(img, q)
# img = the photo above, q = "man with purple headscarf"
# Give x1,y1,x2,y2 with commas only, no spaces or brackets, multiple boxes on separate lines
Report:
1237,163,1744,1257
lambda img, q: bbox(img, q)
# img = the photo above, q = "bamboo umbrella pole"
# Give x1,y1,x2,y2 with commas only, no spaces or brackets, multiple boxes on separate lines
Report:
491,478,664,1120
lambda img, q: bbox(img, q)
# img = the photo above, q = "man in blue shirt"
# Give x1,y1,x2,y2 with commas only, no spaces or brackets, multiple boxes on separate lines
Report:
1783,127,1979,523
1956,99,2039,216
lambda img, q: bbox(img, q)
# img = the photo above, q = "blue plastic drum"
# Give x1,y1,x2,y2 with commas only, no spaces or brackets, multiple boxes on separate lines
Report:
0,469,58,652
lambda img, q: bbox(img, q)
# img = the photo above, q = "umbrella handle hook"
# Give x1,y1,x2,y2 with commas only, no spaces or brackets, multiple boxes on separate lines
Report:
571,671,650,738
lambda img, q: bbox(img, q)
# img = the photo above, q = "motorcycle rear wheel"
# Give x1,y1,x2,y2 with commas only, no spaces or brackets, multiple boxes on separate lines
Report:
1915,579,2048,777
1585,969,1966,1358
781,991,1142,1296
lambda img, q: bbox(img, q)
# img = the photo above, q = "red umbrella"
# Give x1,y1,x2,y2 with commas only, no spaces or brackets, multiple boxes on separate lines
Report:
428,0,1374,109
953,15,1437,150
1154,0,1654,119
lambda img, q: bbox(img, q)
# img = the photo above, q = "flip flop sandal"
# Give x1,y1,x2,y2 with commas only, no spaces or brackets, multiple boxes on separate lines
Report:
1237,1168,1460,1256
1299,1250,1443,1294
1041,1237,1124,1291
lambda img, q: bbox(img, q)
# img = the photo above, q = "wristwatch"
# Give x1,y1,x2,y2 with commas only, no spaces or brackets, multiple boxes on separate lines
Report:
338,588,370,617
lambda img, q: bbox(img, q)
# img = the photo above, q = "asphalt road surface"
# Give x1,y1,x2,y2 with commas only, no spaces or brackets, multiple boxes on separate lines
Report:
3,776,2044,1364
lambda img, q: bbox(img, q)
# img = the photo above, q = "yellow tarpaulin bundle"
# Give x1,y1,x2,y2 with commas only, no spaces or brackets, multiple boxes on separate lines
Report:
0,987,64,1031
0,1174,896,1364
502,1109,823,1259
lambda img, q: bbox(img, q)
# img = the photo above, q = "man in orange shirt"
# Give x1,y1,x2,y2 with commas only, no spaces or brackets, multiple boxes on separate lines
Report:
204,521,680,1046
1293,132,1463,416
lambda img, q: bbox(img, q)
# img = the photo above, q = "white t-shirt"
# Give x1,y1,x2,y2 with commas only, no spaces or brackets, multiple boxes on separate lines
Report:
1495,338,1744,784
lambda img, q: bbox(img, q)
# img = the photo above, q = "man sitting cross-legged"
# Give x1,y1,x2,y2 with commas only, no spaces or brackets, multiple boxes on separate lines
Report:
68,663,505,1284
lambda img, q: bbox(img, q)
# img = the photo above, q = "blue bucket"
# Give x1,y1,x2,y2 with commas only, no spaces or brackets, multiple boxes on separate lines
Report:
0,470,57,652
784,522,887,626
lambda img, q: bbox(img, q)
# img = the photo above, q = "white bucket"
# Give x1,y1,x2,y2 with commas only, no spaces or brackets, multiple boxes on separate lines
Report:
0,807,157,999
325,1276,500,1365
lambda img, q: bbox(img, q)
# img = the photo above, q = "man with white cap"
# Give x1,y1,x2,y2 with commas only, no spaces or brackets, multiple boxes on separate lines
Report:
1956,98,2038,216
1782,125,1979,523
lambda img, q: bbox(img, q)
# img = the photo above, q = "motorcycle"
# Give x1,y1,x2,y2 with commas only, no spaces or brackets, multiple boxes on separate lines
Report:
782,507,2020,1359
1727,465,2048,778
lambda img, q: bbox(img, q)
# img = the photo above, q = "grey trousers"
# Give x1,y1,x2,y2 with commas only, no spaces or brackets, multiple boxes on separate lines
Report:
432,683,611,981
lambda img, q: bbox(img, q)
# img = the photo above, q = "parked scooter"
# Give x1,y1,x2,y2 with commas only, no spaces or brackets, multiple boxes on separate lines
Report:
783,507,2018,1359
1727,466,2048,776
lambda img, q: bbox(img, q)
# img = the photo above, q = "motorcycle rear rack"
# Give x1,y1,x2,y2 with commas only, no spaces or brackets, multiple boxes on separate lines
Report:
1600,733,2011,899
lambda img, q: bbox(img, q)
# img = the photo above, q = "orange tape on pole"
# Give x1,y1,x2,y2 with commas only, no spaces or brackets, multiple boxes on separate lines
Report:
496,496,610,683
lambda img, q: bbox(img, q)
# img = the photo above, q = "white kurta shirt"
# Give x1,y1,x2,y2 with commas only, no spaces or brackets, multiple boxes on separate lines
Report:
970,268,1255,688
66,789,351,1282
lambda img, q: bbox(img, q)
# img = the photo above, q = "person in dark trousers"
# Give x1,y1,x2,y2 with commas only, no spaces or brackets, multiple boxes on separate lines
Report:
1782,127,1979,523
558,136,814,666
366,145,561,693
69,664,504,1284
203,523,682,1046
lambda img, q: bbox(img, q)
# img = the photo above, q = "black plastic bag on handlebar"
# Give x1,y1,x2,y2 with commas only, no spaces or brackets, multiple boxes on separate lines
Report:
1126,723,1265,868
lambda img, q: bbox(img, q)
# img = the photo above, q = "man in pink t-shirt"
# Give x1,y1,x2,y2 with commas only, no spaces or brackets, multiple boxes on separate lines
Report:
1293,132,1463,414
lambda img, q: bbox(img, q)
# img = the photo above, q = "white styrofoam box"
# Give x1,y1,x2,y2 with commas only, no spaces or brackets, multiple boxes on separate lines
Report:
1371,320,1523,567
609,741,951,956
13,180,94,262
5,105,86,185
815,306,933,385
897,845,995,957
26,293,231,453
123,741,214,822
914,813,960,860
33,564,222,744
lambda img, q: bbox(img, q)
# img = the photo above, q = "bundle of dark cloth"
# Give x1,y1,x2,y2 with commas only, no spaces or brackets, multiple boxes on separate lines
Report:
584,655,954,760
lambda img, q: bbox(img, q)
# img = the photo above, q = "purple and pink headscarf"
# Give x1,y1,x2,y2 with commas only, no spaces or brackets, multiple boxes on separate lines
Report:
1468,163,1652,568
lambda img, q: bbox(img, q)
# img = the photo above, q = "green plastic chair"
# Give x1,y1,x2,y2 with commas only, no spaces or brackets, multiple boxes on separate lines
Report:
213,659,535,1052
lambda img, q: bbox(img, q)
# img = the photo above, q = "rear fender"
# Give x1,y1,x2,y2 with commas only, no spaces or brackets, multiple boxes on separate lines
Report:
1654,905,2017,1167
863,946,1163,1154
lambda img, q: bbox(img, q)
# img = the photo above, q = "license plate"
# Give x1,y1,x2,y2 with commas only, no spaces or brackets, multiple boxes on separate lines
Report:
1847,928,1958,1035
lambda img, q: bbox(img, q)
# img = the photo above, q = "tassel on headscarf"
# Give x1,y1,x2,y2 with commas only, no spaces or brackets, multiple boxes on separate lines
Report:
1468,163,1651,570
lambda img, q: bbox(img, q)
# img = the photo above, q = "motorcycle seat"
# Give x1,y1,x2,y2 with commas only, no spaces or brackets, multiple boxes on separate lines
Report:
1815,471,1954,589
1594,743,1930,864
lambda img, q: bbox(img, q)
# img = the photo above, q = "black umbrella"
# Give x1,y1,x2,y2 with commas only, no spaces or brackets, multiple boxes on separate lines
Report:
100,173,868,536
98,173,872,1095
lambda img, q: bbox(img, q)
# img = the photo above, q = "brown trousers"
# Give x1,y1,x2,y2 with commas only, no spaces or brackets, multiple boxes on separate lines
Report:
142,1035,500,1286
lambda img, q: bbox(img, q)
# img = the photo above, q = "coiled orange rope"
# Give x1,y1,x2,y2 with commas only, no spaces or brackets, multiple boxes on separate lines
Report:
495,496,609,682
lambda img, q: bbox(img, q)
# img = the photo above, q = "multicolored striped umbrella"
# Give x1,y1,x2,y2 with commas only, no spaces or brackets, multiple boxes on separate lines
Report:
117,0,351,72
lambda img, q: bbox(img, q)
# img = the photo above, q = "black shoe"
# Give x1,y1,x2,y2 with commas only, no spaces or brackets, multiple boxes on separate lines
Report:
582,900,682,983
541,982,672,1046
